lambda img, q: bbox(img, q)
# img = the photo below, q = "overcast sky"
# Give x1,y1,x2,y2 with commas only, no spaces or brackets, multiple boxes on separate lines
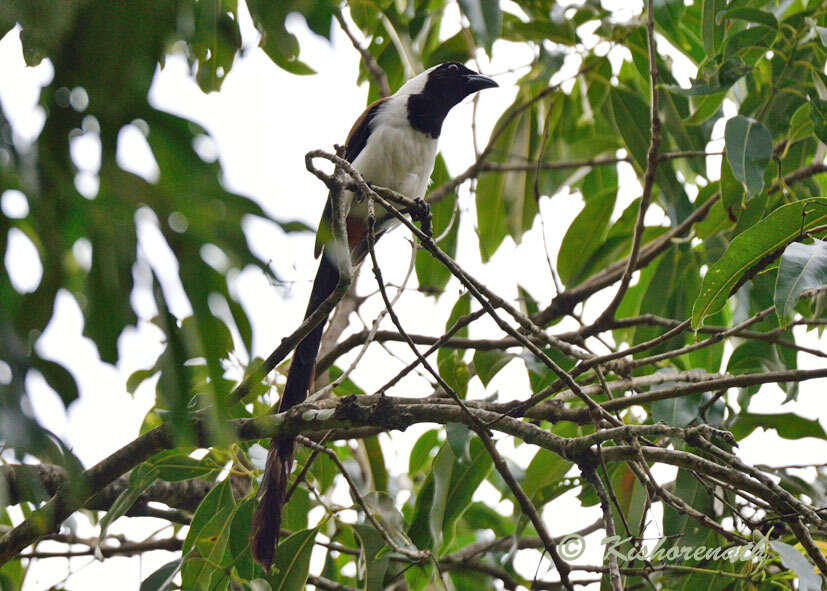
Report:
1,2,826,589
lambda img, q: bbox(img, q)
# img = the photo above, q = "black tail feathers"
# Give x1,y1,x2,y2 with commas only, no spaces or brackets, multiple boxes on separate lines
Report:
249,254,340,571
250,438,294,572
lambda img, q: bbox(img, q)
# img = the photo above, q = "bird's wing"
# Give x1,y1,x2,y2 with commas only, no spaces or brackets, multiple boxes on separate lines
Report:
314,96,392,258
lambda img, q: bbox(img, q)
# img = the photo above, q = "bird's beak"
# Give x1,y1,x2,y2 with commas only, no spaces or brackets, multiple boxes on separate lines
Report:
464,73,498,93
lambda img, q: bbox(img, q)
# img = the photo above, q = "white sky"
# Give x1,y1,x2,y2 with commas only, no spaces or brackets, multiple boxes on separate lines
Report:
1,2,825,589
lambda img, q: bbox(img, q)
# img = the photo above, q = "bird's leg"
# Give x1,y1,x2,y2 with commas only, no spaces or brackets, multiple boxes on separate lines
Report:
411,197,432,237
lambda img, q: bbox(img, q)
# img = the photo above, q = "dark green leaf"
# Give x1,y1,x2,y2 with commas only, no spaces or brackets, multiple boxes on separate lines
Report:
724,116,772,196
267,528,317,591
352,523,391,591
774,239,827,327
409,428,440,474
140,558,184,591
472,349,513,387
457,0,501,53
730,412,827,441
557,188,616,286
692,199,827,327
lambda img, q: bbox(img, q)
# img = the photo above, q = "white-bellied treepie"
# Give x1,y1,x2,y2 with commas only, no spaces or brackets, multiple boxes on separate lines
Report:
250,62,497,570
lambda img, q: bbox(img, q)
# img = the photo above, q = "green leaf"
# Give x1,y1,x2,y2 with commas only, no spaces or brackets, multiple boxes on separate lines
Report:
809,97,827,144
98,463,158,543
719,7,777,30
663,56,750,96
472,349,513,387
438,294,471,398
475,101,538,261
417,155,459,294
227,500,256,581
31,357,79,406
663,468,716,547
770,540,822,591
147,450,219,482
724,116,772,196
428,445,453,550
557,188,616,286
609,86,649,171
182,479,236,590
692,199,827,327
140,558,184,591
445,422,471,463
702,0,725,53
789,102,814,144
633,245,700,354
457,0,501,53
363,435,389,491
730,412,827,441
442,438,492,548
409,428,440,474
774,239,827,328
522,448,572,505
352,523,391,591
268,528,317,591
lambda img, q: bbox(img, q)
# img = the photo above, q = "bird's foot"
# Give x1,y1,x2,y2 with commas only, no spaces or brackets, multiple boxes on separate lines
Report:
411,198,432,237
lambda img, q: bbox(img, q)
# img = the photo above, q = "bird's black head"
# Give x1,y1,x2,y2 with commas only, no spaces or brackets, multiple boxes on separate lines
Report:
406,62,498,138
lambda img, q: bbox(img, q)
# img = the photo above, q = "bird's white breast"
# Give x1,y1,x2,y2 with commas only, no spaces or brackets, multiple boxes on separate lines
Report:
347,96,438,219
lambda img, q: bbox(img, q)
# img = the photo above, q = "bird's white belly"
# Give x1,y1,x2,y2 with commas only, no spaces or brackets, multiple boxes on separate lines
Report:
348,124,437,219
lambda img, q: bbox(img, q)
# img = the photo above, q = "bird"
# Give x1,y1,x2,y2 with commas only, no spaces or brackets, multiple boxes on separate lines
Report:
249,62,498,571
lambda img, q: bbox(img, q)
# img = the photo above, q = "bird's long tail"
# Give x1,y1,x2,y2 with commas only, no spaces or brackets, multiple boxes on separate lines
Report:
250,253,340,571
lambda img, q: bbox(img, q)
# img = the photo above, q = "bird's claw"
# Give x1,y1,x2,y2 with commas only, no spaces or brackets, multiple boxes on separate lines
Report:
412,198,432,237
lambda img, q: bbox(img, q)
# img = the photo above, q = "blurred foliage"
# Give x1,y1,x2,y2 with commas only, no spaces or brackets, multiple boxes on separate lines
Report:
1,0,827,589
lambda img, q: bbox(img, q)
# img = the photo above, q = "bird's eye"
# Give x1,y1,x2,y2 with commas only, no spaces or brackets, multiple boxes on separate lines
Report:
447,63,460,72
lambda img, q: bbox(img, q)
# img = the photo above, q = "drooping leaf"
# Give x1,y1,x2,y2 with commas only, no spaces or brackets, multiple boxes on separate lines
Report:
770,540,822,591
352,523,391,591
557,188,616,286
692,199,827,327
457,0,501,53
97,463,158,544
140,558,185,591
724,116,772,196
267,528,318,591
774,239,827,327
417,155,459,294
730,412,827,441
472,349,513,387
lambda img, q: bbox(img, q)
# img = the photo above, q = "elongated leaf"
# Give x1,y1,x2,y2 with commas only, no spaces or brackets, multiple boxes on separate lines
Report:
522,448,572,505
472,349,513,387
731,412,827,441
140,558,185,591
409,429,440,474
557,188,616,286
702,0,725,53
182,479,237,590
429,445,453,550
457,0,501,53
417,155,459,294
774,239,827,327
98,464,158,544
268,528,317,591
442,438,492,546
445,422,471,462
609,86,649,171
692,199,827,327
719,7,777,30
363,435,389,491
724,116,772,196
353,523,390,591
770,540,822,591
146,449,220,482
475,104,537,261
